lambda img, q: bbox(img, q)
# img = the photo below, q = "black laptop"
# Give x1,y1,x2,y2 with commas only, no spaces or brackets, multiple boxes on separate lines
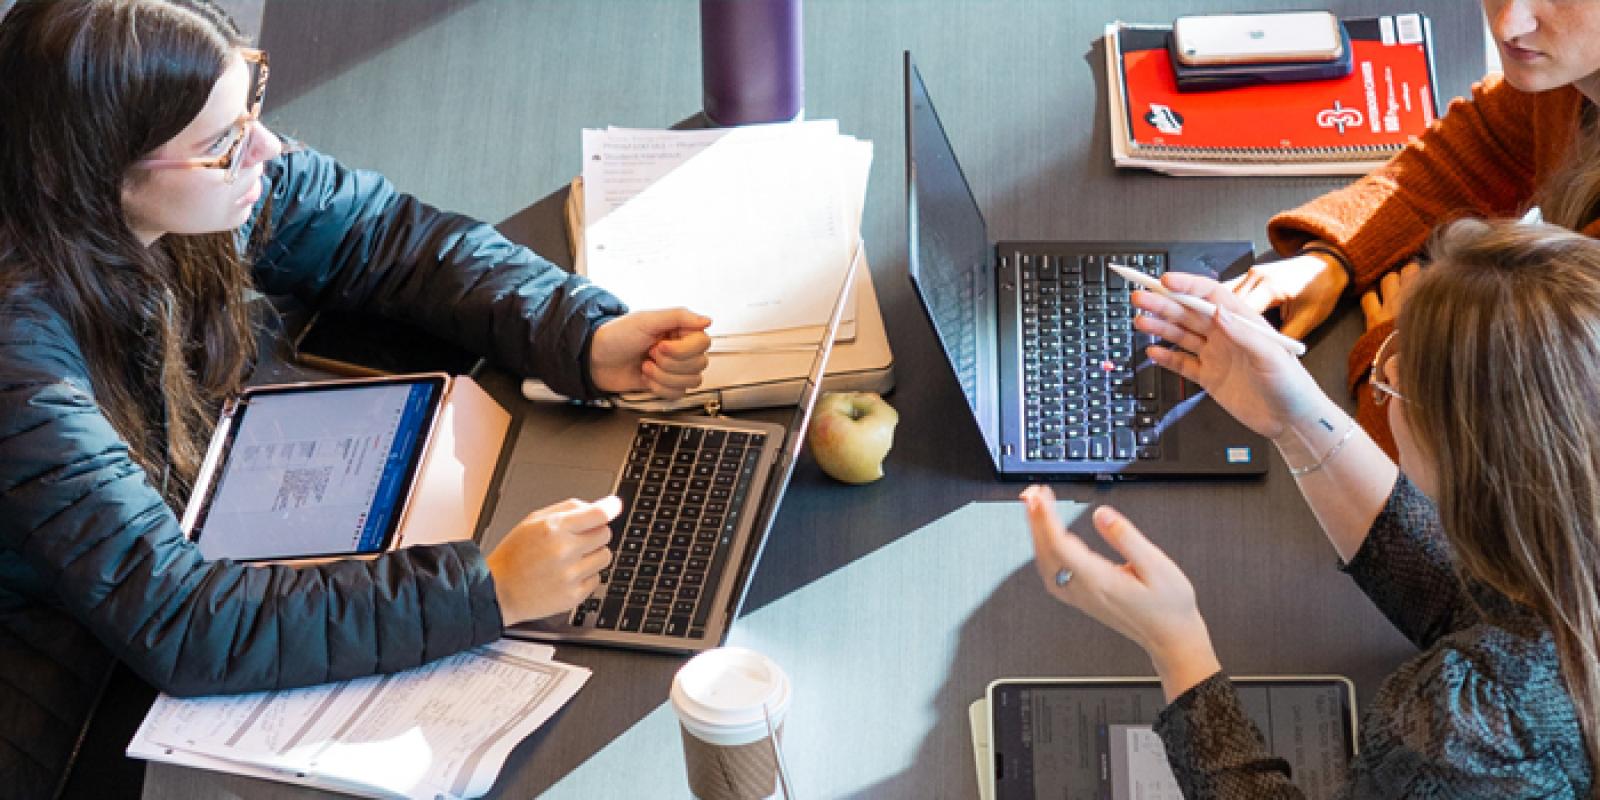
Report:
905,52,1267,480
481,252,859,653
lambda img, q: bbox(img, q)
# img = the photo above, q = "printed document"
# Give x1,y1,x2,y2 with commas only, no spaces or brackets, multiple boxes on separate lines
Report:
580,121,872,340
128,640,589,799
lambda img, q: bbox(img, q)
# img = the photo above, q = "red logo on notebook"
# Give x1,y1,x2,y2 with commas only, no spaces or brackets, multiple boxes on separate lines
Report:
1315,101,1363,135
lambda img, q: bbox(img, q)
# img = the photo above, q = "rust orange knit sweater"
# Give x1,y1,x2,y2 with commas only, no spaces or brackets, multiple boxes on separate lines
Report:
1267,75,1596,457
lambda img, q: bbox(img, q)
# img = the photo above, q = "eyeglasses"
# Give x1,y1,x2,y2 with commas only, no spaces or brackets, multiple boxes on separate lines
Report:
135,49,269,185
1370,330,1405,405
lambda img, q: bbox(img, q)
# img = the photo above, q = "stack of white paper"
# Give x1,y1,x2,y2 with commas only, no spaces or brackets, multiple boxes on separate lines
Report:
128,640,590,800
579,121,873,352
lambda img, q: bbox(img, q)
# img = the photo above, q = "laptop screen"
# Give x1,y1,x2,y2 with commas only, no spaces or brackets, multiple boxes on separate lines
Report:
725,243,860,621
904,53,1001,459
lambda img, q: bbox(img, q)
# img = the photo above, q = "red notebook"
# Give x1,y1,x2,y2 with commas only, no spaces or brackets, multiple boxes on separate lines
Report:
1106,14,1438,176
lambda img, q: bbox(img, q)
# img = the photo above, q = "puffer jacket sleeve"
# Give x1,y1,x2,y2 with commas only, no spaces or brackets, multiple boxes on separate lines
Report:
246,146,627,400
0,292,503,697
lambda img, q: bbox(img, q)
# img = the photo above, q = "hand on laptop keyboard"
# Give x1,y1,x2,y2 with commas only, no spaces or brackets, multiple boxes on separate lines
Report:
484,495,623,624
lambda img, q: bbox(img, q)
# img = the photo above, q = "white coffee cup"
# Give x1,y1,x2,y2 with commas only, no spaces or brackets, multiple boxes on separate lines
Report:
670,647,793,800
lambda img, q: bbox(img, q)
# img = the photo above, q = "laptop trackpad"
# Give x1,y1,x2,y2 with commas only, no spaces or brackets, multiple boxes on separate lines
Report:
479,463,616,553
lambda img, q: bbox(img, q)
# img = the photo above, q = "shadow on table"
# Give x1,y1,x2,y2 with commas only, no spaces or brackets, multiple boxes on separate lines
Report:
838,562,1100,800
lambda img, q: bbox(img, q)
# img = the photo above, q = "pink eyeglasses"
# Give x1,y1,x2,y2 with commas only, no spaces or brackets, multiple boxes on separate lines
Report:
135,49,269,185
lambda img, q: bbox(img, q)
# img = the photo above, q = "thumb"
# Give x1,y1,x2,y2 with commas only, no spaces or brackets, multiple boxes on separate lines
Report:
1091,506,1170,580
1276,299,1316,341
636,308,712,336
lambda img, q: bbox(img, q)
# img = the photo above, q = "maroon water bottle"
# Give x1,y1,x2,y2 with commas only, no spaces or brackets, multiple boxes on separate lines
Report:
699,0,804,126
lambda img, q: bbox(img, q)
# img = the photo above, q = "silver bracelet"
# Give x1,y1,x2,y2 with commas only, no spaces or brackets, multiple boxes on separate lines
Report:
1286,420,1357,477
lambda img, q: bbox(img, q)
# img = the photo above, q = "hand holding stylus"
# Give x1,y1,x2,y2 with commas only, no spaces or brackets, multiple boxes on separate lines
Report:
1110,264,1307,357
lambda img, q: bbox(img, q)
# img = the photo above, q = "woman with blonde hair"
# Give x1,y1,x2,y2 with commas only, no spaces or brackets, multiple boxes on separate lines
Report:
1232,0,1600,456
1026,218,1597,796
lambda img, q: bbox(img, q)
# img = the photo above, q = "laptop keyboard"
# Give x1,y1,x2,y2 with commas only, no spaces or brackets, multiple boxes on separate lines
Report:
569,421,765,639
1020,251,1166,462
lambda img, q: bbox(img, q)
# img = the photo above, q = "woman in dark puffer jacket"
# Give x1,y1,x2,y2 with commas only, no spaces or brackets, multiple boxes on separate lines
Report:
0,1,714,796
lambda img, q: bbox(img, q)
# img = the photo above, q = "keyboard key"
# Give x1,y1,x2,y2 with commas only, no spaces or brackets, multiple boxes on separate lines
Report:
1083,255,1105,284
1113,430,1136,460
1136,368,1159,400
596,599,624,629
619,606,643,632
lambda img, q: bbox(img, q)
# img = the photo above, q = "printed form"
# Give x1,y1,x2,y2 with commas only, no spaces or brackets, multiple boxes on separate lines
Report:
128,640,590,799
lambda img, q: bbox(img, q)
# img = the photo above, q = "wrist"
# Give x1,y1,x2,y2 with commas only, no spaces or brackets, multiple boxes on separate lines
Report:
1298,242,1352,283
580,315,622,398
1148,624,1222,703
484,551,524,626
1271,397,1350,467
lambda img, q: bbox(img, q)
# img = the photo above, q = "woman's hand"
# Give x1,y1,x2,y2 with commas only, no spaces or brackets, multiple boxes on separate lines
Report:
588,309,713,399
1227,251,1348,340
1132,273,1330,441
1022,485,1221,702
1360,261,1421,331
485,496,620,625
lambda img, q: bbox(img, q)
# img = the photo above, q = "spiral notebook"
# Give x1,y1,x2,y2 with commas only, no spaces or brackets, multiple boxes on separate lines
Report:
1106,14,1437,176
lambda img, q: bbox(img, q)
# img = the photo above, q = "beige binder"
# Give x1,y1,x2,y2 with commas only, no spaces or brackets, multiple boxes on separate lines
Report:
522,179,895,413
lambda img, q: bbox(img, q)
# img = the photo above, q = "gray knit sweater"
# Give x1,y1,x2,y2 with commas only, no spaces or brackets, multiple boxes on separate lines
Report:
1153,474,1592,798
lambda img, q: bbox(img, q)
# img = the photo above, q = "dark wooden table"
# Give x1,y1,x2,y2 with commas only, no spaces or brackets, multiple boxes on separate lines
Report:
145,1,1485,797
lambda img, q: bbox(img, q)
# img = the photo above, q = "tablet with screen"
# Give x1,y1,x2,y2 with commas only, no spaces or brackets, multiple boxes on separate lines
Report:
987,676,1357,800
182,374,448,562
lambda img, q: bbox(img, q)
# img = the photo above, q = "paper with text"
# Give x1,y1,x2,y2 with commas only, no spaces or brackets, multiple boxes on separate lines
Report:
128,640,589,799
581,122,871,338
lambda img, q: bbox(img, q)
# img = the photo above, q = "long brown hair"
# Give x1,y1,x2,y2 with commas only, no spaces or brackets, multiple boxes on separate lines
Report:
1537,104,1600,232
0,0,260,505
1400,218,1600,783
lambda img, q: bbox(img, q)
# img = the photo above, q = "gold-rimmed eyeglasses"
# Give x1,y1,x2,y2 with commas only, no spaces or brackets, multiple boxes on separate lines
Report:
1370,329,1405,405
135,49,269,185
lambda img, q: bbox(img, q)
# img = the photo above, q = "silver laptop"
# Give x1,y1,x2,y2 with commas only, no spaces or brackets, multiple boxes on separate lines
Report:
481,253,860,653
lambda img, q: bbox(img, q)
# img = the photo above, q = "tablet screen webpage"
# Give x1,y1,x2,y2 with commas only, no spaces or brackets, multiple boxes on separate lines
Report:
189,377,444,561
991,678,1354,800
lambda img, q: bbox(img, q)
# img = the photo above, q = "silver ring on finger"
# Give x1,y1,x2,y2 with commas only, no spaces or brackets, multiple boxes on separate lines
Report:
1054,568,1074,588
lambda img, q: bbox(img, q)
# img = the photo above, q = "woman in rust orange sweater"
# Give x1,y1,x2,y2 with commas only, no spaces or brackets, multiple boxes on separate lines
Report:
1232,0,1600,455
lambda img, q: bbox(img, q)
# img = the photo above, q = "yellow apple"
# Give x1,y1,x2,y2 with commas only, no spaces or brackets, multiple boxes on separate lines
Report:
807,391,898,484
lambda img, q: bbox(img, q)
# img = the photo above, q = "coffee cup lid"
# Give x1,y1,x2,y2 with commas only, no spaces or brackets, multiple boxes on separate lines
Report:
670,647,792,745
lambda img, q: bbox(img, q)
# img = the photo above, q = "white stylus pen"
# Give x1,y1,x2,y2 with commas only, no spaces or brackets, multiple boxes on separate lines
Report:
1108,263,1308,358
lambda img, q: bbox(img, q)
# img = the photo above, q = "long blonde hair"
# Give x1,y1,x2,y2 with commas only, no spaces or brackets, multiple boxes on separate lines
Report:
1537,105,1600,231
1400,218,1600,784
